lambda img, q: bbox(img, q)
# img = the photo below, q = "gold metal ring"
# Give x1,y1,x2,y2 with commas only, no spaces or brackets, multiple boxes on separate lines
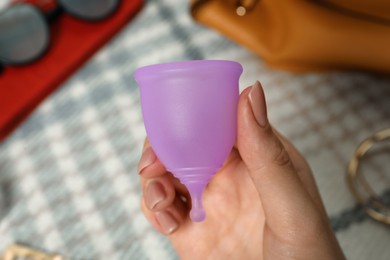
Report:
347,128,390,225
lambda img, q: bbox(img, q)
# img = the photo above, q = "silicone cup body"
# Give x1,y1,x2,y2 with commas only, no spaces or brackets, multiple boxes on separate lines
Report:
134,60,242,222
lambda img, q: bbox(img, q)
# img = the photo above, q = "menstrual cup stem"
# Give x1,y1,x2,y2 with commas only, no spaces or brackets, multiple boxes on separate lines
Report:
173,168,216,222
186,182,207,222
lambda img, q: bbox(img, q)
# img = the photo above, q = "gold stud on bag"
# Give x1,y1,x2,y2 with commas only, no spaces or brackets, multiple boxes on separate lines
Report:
347,128,390,225
235,0,259,16
1,244,66,260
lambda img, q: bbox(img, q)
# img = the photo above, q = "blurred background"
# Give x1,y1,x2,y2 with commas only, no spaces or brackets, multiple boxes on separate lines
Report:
0,0,389,259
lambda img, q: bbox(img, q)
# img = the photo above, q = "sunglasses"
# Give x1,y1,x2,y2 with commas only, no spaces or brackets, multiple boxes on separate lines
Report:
0,0,120,67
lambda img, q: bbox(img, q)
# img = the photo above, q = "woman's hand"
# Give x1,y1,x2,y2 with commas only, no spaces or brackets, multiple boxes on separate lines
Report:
138,81,345,259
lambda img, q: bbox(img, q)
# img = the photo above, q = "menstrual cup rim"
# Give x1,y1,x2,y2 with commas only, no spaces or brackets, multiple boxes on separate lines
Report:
133,60,243,81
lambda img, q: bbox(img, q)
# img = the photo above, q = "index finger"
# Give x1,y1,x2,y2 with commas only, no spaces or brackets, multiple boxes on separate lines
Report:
138,138,167,179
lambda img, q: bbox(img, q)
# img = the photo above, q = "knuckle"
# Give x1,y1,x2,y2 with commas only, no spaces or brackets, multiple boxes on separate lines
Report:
272,142,291,167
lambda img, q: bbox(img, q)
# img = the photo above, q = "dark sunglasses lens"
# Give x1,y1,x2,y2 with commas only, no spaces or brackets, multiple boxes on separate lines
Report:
0,5,48,64
58,0,119,20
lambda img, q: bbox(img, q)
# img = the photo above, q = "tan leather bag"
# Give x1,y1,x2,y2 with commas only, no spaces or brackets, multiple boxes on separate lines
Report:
190,0,390,73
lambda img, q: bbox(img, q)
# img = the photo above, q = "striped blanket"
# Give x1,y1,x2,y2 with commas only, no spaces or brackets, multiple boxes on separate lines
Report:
0,0,389,259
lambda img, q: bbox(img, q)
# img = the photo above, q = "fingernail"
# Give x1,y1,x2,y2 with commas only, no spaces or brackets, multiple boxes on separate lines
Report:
145,181,166,209
248,81,268,127
138,147,156,174
156,211,179,234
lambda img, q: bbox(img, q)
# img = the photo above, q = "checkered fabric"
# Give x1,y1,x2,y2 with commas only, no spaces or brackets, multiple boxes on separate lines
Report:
0,0,389,259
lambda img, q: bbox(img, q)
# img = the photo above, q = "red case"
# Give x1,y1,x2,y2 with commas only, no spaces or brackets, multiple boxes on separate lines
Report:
0,0,143,141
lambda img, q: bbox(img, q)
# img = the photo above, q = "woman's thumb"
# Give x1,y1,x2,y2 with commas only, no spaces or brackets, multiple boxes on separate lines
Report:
237,81,317,232
237,81,293,172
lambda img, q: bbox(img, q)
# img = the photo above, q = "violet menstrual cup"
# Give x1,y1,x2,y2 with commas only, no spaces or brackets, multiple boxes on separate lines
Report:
134,60,242,222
